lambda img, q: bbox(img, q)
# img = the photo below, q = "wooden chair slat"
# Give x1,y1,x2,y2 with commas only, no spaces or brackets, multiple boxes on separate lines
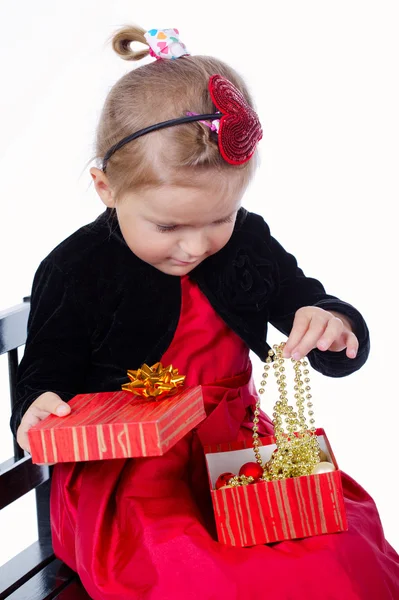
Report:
0,457,49,510
0,539,54,599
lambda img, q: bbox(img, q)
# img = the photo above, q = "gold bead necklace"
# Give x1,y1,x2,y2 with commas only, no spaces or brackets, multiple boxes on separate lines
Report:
253,342,320,480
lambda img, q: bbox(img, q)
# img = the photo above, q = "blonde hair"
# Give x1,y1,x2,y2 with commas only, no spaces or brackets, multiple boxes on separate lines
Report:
95,25,258,200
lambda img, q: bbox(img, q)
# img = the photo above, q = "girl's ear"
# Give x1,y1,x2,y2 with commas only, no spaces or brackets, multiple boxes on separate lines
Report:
90,168,115,208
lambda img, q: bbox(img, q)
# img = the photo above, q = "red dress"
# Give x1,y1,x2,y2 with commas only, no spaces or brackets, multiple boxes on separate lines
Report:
51,276,399,599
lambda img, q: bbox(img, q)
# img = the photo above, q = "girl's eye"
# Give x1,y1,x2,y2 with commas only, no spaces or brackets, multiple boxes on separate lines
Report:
215,215,234,225
156,225,178,233
155,215,234,233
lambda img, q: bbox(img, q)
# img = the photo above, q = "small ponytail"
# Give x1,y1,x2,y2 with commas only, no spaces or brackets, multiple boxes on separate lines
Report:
111,25,149,61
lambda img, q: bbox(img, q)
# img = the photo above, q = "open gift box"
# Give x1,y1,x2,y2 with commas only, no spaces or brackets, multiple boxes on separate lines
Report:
204,427,347,547
28,386,205,464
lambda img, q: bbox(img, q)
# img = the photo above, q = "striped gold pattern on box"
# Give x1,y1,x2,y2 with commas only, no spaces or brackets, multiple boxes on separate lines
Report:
211,468,347,546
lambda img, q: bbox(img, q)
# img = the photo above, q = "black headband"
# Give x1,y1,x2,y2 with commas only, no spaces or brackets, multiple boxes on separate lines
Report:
102,112,222,173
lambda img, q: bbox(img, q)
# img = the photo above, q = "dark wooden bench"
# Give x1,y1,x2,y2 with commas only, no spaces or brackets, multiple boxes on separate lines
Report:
0,299,90,599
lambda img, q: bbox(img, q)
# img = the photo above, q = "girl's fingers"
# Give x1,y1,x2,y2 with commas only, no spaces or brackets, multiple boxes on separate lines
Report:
318,319,359,358
285,311,329,359
283,310,313,357
285,309,359,360
16,392,71,454
344,331,359,358
16,411,42,453
290,327,328,360
33,392,71,417
315,315,344,352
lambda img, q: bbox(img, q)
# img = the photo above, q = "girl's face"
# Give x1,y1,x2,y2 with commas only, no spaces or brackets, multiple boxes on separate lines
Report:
93,169,247,276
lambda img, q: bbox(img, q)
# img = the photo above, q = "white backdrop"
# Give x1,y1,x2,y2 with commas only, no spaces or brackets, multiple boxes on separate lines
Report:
1,0,398,566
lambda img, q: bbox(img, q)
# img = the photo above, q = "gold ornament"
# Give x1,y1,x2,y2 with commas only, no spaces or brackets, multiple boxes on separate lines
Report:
312,461,336,475
253,343,321,480
226,475,255,488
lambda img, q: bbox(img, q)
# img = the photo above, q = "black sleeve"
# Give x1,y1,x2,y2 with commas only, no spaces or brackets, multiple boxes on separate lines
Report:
10,259,90,437
267,234,370,377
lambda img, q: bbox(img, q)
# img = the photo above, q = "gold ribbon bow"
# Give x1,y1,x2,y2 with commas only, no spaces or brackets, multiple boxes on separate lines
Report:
122,362,186,400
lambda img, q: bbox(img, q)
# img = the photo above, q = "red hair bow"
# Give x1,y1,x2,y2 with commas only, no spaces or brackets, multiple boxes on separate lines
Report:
209,74,263,165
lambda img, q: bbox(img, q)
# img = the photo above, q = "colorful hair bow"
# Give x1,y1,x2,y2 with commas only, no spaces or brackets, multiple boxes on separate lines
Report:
144,28,190,60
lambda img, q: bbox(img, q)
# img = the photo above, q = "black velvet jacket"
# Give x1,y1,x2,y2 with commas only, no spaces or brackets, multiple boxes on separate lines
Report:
10,208,370,436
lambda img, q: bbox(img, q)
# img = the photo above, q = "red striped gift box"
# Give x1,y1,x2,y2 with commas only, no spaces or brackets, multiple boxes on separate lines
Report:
28,387,205,464
204,428,347,546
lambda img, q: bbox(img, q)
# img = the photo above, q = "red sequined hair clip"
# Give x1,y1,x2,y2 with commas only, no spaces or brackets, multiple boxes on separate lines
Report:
209,74,263,165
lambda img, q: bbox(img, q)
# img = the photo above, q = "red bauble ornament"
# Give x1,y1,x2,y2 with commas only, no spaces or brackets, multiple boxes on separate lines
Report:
238,462,263,481
215,472,236,490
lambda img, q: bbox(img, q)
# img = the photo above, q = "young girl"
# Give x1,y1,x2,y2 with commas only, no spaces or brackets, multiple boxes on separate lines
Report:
12,25,399,600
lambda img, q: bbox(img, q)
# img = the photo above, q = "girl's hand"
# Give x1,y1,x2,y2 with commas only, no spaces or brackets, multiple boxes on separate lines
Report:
16,391,71,454
283,307,358,361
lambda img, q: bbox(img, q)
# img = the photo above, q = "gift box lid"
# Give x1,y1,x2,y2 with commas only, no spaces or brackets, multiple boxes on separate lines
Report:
28,386,205,463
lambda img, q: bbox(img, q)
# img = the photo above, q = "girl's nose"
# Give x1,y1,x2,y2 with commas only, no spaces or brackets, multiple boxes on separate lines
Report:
179,231,209,259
